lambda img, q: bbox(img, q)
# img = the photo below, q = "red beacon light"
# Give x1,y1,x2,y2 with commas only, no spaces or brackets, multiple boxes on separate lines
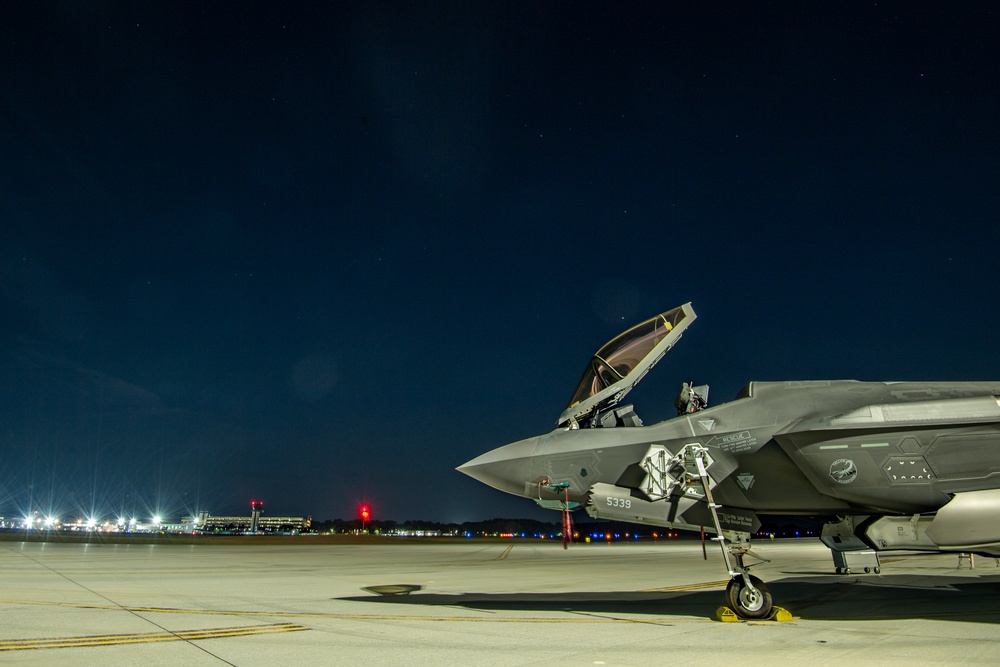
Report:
359,504,371,533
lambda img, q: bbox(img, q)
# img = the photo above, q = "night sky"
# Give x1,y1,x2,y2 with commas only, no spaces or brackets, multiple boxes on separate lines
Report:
2,2,998,524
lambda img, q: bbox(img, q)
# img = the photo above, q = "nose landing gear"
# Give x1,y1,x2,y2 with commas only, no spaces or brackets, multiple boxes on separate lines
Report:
689,446,778,620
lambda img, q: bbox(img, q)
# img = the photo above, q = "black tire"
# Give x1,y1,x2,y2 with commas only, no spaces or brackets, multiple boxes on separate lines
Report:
726,575,773,619
864,567,871,574
874,567,881,574
835,567,842,574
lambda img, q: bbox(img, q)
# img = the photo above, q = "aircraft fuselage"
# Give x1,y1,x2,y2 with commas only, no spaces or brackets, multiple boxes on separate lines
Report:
460,380,1000,551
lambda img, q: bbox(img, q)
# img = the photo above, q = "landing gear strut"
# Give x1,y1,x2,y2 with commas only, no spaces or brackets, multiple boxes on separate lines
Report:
714,530,773,618
690,447,775,619
642,443,777,619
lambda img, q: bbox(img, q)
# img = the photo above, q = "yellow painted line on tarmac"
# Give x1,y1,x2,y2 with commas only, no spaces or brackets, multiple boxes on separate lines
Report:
0,598,708,623
295,612,711,624
496,545,514,560
642,580,729,592
0,623,308,651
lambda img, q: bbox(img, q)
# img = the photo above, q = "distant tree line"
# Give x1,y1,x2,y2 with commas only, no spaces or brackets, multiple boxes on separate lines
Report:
309,516,821,537
310,517,563,535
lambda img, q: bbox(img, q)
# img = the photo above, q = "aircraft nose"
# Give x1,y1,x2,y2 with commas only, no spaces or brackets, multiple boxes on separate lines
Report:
457,436,540,498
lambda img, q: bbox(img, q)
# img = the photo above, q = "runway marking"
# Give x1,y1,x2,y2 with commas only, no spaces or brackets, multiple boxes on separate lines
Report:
5,595,1000,624
0,598,709,623
298,615,694,624
642,580,729,592
0,623,308,652
496,545,514,560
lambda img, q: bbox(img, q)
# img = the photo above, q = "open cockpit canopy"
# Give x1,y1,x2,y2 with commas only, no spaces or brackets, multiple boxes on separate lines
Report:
557,303,696,427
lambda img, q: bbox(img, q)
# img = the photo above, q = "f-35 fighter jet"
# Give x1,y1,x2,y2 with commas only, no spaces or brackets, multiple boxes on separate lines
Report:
459,303,1000,618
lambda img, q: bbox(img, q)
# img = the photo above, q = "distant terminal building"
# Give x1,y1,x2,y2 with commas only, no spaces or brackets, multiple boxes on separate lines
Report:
188,512,311,534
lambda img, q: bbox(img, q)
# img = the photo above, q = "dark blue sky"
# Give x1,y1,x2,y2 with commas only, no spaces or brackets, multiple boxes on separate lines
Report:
2,2,998,523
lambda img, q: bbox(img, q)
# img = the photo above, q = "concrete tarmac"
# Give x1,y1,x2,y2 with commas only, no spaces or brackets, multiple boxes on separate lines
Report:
0,537,997,666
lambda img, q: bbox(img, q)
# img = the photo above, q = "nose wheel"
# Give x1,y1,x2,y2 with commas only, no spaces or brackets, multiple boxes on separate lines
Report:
726,574,772,619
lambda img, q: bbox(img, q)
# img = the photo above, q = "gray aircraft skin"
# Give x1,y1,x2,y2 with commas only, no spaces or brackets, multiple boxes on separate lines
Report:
458,303,1000,618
